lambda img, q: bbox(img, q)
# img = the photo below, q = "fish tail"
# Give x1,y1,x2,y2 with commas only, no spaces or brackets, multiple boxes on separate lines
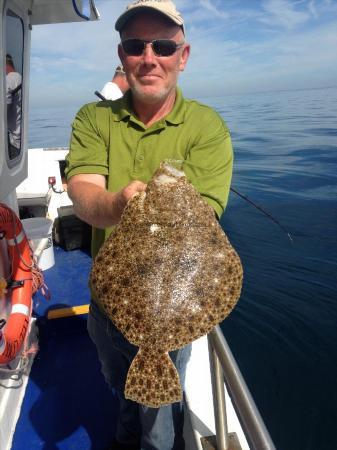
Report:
125,348,182,408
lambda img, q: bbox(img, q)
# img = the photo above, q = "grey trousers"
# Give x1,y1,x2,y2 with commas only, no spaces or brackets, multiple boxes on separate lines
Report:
87,301,191,450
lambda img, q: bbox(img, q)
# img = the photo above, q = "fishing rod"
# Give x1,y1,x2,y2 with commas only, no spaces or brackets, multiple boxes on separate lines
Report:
94,90,107,101
230,187,293,243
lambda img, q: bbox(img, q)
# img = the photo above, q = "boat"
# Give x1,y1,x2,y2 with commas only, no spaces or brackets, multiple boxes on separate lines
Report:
0,1,276,449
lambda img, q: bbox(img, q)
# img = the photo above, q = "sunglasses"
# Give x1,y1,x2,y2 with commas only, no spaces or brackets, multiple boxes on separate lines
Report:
121,39,184,57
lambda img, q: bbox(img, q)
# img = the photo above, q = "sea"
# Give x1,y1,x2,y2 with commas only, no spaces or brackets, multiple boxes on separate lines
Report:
29,86,337,450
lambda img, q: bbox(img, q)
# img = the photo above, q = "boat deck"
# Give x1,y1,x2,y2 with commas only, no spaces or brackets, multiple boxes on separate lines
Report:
10,246,253,450
12,247,118,450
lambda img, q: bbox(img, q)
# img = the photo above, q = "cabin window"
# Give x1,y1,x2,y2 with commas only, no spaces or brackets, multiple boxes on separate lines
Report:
5,9,24,162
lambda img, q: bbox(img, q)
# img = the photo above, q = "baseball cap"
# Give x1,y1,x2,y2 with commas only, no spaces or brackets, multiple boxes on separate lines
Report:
115,0,185,34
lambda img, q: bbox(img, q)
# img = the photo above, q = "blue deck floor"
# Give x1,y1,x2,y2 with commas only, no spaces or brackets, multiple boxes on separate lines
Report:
12,247,119,450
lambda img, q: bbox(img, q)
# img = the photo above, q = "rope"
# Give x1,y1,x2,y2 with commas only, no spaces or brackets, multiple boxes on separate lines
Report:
0,204,50,370
0,340,39,376
0,355,30,376
0,203,50,298
31,260,50,299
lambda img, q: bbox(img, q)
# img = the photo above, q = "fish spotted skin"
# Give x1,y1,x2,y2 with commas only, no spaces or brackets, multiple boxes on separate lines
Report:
125,348,182,408
90,162,243,408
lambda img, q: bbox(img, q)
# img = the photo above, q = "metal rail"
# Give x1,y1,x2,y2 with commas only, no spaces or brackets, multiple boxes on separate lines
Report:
208,325,276,450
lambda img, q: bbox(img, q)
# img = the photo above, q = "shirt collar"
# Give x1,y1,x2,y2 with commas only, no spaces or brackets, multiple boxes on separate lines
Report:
164,88,185,125
112,87,186,126
113,90,133,122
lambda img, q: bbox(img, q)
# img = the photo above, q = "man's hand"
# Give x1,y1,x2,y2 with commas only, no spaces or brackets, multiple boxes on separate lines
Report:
114,180,147,216
112,65,129,94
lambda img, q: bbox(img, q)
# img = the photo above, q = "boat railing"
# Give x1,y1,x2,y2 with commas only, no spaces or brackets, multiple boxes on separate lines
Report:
208,325,276,450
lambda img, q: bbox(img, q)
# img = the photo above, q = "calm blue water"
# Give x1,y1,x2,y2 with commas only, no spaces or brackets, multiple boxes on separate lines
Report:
29,86,337,450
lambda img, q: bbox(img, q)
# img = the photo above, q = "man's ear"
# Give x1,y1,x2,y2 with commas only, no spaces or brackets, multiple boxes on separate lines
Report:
179,44,190,72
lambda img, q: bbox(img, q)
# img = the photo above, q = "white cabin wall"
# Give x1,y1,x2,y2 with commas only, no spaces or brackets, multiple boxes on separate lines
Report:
0,0,31,286
0,0,98,209
0,0,31,208
0,0,6,202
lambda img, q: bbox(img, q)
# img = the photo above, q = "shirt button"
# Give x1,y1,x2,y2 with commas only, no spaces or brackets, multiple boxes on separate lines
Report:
137,154,144,161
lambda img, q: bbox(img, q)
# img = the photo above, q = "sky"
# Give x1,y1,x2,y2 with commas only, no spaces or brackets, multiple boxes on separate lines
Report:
29,0,337,107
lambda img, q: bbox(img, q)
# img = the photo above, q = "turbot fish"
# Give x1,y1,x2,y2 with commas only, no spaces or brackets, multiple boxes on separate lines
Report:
90,162,243,408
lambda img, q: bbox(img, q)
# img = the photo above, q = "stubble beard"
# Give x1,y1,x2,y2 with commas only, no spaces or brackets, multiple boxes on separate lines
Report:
131,82,174,105
129,68,179,105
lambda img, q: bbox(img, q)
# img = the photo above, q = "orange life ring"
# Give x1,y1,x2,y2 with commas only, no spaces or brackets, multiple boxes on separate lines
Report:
0,203,33,364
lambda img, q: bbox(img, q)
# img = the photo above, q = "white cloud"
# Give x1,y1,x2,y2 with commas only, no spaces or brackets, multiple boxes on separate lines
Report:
260,0,311,29
308,0,318,18
198,0,230,20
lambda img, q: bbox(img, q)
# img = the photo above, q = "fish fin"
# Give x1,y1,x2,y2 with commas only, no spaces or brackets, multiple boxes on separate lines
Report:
125,348,182,408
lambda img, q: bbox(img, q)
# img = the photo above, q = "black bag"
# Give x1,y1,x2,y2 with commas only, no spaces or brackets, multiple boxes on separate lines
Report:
53,206,91,251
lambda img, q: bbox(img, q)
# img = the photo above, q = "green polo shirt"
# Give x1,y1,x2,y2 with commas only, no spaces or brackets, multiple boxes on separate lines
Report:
66,88,233,257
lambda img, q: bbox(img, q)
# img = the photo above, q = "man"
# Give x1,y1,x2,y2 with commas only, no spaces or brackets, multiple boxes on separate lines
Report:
66,1,233,449
6,54,22,159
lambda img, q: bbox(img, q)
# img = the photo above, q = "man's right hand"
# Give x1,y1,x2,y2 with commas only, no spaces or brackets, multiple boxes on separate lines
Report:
118,180,147,203
114,180,147,216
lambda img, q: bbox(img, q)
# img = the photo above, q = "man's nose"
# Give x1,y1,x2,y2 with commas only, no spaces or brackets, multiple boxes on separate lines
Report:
142,43,156,64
